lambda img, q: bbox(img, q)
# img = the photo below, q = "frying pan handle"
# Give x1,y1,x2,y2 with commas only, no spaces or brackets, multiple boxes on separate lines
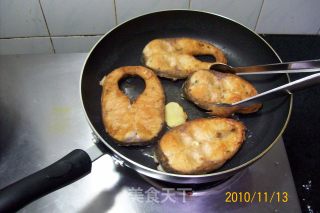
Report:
0,149,92,212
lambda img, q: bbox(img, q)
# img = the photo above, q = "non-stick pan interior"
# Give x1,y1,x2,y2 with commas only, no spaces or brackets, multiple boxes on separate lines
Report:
81,10,291,174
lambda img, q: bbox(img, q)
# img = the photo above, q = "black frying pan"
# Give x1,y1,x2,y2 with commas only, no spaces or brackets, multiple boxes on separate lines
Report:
0,10,291,212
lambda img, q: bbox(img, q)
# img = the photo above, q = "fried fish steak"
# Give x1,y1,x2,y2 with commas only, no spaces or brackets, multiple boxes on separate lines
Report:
142,38,227,79
156,118,246,174
101,66,165,145
183,70,262,117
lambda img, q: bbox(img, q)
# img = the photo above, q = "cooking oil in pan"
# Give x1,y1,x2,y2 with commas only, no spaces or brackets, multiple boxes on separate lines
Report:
139,146,156,160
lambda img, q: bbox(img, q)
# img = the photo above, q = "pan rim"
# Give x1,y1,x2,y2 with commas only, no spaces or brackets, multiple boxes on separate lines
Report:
79,9,293,178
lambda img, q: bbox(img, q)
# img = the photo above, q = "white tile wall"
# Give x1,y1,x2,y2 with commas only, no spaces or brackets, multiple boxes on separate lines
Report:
1,0,320,55
115,0,189,24
190,0,263,30
52,36,102,53
0,38,53,55
40,0,116,36
256,0,320,34
0,0,48,38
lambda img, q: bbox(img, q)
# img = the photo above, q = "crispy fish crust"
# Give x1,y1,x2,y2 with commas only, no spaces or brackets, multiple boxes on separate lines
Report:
156,118,246,174
183,70,262,117
142,38,227,79
101,66,165,145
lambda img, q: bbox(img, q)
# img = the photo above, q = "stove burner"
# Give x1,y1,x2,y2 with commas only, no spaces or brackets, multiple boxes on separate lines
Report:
139,170,247,196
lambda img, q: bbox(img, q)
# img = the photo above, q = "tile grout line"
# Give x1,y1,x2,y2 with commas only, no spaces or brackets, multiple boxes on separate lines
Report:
188,0,191,9
38,0,55,53
254,0,264,32
0,34,105,40
50,34,105,38
113,0,118,25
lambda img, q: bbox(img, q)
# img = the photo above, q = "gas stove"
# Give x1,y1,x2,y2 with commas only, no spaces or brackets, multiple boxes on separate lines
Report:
0,53,301,212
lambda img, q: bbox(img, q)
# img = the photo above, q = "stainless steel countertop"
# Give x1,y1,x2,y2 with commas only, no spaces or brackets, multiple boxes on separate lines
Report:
0,53,301,213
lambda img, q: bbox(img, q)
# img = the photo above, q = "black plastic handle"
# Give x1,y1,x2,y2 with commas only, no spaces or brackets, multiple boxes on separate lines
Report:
0,149,92,212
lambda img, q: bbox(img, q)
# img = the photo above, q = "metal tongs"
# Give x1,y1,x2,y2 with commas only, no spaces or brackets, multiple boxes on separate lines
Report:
210,59,320,107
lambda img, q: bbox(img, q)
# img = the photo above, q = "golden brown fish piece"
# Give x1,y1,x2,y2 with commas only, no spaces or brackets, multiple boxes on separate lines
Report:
183,70,262,117
142,38,227,79
101,66,165,145
156,118,246,175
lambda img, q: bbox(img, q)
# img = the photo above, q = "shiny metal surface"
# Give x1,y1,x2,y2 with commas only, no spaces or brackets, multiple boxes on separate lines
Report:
211,59,320,75
236,68,320,75
233,72,320,107
86,144,105,162
140,169,247,197
0,54,300,212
